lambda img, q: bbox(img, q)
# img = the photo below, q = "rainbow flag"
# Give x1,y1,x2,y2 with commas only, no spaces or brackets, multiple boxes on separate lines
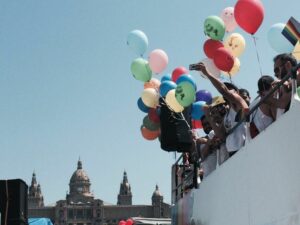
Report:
282,17,300,46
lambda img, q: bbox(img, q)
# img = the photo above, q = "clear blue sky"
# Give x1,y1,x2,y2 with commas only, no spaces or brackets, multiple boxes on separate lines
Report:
0,0,298,205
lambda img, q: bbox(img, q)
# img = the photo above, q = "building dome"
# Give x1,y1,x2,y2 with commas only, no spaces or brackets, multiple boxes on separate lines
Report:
67,159,93,203
152,185,162,197
70,160,90,184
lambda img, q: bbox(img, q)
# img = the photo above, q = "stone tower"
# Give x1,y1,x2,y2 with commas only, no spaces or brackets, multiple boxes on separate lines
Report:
66,159,94,204
28,172,44,208
117,171,132,205
152,185,163,217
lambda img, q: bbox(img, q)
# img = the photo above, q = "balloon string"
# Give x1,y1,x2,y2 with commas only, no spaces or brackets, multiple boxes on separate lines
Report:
252,35,263,76
229,72,232,83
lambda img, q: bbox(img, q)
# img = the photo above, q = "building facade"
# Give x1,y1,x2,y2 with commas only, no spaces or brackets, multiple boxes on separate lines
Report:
28,160,170,225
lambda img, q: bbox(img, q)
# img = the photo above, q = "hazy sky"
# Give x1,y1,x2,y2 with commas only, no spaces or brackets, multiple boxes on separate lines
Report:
0,0,299,206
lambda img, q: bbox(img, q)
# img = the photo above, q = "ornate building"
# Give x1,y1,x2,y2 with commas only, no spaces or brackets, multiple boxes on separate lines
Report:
28,160,170,225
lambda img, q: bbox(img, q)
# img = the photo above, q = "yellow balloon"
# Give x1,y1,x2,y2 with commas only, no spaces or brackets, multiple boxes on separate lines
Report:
165,89,184,113
292,41,300,61
141,88,159,108
222,57,240,77
224,33,246,57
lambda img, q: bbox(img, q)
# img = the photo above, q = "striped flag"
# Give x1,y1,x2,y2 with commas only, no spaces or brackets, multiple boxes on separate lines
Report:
282,17,300,46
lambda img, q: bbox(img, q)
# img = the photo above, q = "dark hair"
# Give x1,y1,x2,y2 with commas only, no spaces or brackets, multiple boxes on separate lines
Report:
258,75,274,92
273,53,297,67
224,82,238,91
200,115,206,122
239,88,250,98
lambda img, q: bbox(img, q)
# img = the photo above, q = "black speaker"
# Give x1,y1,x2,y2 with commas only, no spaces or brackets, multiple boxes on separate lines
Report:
159,98,192,153
0,179,28,225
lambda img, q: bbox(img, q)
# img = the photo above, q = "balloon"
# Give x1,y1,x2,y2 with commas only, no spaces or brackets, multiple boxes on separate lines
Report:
196,90,213,104
161,73,172,82
141,88,159,108
148,49,169,74
213,47,234,72
293,41,300,60
200,58,221,78
176,74,197,90
160,80,177,97
191,101,206,120
127,30,148,56
126,219,134,225
234,0,264,35
143,115,160,131
148,108,160,123
119,220,126,225
222,57,241,77
268,23,294,54
220,7,238,32
203,39,224,58
137,97,150,113
224,33,246,57
175,82,196,107
131,58,152,82
141,126,159,140
172,66,188,82
165,89,184,112
204,15,226,41
192,119,202,129
144,78,161,90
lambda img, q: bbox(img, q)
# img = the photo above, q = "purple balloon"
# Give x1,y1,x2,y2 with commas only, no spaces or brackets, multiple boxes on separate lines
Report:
196,90,212,104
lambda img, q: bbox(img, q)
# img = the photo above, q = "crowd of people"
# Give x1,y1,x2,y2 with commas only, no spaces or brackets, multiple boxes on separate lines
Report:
181,53,298,181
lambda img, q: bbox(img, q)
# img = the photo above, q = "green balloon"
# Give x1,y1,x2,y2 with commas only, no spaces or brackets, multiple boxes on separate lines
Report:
204,15,225,41
143,115,160,131
297,86,300,97
131,58,152,82
175,82,196,107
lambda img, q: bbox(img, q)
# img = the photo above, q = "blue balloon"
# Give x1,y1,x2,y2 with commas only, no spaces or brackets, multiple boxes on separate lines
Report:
160,81,177,97
196,90,213,104
127,30,149,56
268,23,294,54
191,101,206,120
176,74,197,90
137,97,149,113
161,73,172,82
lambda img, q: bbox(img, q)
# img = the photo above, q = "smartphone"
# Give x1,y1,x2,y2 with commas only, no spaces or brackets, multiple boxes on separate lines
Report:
189,63,198,71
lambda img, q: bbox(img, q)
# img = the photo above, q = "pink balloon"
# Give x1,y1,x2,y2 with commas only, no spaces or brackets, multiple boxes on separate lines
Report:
220,7,238,32
213,47,234,72
119,221,126,225
203,39,224,58
172,66,188,82
149,49,168,74
234,0,264,35
126,219,134,225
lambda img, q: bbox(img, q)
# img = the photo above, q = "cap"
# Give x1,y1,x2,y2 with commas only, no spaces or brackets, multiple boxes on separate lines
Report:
258,75,274,92
210,96,226,107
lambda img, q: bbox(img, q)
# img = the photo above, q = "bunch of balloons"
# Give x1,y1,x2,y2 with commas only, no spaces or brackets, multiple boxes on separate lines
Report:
201,0,265,78
119,219,134,225
127,30,169,141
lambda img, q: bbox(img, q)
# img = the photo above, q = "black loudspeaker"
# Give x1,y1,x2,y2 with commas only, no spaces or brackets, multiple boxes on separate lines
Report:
159,98,192,153
0,179,28,225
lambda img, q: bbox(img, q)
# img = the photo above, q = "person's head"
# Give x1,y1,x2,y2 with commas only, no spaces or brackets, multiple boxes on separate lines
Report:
238,88,251,106
208,96,227,124
200,115,212,135
257,75,274,96
273,53,297,79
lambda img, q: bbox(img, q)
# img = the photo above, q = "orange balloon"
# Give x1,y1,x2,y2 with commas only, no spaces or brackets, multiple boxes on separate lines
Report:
141,126,160,140
144,78,161,90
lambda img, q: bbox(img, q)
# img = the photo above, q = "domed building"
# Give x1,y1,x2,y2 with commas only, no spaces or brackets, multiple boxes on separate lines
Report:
28,160,170,225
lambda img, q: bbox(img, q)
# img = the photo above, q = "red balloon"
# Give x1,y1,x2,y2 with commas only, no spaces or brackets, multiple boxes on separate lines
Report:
213,47,234,72
234,0,264,35
141,126,160,140
172,66,188,82
119,221,126,225
192,120,202,129
203,39,224,59
148,108,160,123
126,219,134,225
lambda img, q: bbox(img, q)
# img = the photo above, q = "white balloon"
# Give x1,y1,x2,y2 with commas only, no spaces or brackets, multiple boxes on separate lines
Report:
141,88,159,108
165,89,184,112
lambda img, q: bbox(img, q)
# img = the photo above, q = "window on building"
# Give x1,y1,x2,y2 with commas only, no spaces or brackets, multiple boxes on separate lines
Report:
86,208,92,218
76,209,84,219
